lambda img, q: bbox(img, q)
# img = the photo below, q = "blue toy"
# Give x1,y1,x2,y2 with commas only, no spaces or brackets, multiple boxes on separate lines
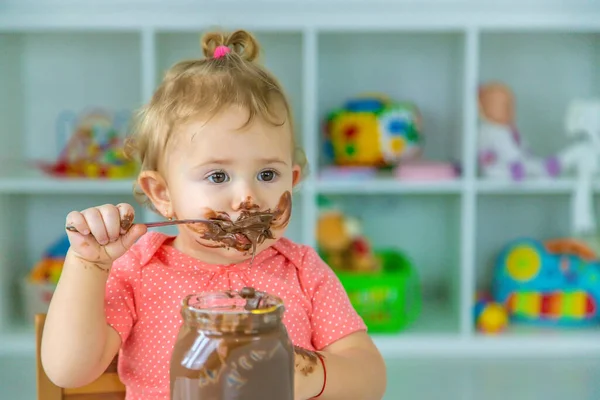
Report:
493,237,600,327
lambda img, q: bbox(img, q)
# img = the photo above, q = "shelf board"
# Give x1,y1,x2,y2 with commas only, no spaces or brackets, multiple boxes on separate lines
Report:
374,310,600,357
0,168,136,195
4,317,600,358
2,7,600,32
375,334,600,358
476,178,600,194
316,178,463,195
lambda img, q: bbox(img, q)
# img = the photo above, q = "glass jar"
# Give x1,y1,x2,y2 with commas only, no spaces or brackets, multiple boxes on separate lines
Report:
170,287,294,400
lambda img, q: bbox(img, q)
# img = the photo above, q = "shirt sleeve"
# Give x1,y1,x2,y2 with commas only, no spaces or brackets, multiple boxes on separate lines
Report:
300,247,367,350
104,251,139,344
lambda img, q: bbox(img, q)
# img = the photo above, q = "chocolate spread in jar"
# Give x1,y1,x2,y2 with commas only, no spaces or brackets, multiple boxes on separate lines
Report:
186,191,292,261
170,287,294,400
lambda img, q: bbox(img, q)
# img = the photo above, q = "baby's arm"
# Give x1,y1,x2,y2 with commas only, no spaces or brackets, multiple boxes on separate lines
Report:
41,251,123,387
41,204,146,388
295,247,387,400
296,332,386,400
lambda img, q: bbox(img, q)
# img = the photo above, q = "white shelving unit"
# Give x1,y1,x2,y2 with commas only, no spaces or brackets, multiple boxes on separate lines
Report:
2,4,600,361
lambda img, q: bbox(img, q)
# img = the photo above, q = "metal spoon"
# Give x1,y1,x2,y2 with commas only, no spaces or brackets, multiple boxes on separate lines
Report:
65,218,216,234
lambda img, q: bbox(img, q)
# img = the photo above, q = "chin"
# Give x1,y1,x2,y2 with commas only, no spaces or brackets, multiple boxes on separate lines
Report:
197,238,278,264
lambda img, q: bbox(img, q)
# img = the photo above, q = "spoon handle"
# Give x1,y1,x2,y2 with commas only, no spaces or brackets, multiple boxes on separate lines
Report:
65,218,213,233
143,219,213,228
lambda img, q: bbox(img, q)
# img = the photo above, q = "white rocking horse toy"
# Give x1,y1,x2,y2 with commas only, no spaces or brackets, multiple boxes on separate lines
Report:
559,98,600,237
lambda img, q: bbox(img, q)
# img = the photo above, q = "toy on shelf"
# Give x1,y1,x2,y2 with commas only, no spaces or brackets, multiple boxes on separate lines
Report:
478,82,560,181
21,234,69,322
38,109,138,179
394,160,460,181
315,196,421,333
316,198,379,273
557,99,600,237
474,292,509,334
323,93,423,168
492,237,600,327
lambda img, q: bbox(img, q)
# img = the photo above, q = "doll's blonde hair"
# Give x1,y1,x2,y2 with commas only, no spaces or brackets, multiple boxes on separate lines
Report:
125,29,308,210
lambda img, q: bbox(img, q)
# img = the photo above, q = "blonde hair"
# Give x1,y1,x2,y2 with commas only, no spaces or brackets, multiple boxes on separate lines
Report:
126,29,308,210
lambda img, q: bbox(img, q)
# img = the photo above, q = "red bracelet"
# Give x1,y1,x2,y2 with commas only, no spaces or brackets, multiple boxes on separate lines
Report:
312,353,326,398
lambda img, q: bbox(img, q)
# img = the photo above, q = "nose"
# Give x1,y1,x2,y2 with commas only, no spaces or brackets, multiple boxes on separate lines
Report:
230,180,261,211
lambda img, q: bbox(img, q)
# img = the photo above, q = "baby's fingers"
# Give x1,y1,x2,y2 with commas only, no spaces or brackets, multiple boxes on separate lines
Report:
65,211,90,236
81,207,109,246
97,204,121,243
116,203,136,234
65,211,101,257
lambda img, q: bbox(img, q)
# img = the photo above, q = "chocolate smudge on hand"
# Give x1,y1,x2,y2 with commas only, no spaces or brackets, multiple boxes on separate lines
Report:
293,346,320,376
187,191,292,262
120,213,134,231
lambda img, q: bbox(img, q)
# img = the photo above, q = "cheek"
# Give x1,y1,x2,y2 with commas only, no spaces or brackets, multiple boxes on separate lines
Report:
169,181,219,216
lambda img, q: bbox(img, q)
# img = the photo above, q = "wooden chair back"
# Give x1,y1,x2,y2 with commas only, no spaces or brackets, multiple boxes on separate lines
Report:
35,314,126,400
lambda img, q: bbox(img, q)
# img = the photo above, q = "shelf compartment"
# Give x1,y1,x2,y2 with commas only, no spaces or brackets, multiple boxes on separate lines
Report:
317,31,466,169
0,32,142,168
478,31,600,170
317,194,461,336
473,194,600,339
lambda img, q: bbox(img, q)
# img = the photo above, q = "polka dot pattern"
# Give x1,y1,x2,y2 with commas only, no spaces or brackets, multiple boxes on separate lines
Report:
105,232,366,400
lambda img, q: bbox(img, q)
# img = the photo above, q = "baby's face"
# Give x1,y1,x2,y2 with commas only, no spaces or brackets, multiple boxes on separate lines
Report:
163,105,300,264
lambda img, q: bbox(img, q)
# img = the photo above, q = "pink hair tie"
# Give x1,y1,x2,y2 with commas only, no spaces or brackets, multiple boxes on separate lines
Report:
213,45,230,59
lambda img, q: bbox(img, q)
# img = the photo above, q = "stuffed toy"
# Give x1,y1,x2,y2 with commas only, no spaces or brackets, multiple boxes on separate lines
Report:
316,207,380,273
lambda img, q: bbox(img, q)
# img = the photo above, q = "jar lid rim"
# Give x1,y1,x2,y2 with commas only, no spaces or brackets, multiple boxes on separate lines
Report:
181,290,285,316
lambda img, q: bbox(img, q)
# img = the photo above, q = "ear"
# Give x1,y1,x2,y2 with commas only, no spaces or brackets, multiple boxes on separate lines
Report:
292,164,302,188
138,170,173,218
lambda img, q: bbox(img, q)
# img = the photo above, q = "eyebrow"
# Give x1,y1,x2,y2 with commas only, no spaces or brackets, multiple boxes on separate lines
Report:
194,158,289,168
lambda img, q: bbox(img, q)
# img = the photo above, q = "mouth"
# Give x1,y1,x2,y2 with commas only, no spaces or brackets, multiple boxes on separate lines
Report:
186,191,293,261
234,233,251,245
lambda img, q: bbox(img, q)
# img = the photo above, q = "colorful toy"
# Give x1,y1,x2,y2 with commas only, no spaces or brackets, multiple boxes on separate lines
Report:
478,82,560,181
28,234,70,285
21,234,70,323
316,196,380,273
323,94,423,167
474,292,509,334
493,237,600,327
38,109,138,179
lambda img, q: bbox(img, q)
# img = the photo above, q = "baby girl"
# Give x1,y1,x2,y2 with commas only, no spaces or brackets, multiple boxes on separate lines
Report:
41,29,387,400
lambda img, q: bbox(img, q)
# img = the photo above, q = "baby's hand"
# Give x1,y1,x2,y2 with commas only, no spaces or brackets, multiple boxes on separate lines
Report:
294,346,325,400
65,203,147,268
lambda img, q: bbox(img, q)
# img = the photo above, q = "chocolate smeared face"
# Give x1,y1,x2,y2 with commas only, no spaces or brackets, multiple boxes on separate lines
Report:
186,191,292,260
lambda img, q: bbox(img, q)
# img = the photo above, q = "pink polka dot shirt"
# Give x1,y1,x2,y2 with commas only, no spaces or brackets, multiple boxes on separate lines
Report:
104,231,367,400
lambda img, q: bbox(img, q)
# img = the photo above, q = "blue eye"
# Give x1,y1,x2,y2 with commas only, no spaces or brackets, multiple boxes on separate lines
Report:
207,171,229,184
258,170,278,182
